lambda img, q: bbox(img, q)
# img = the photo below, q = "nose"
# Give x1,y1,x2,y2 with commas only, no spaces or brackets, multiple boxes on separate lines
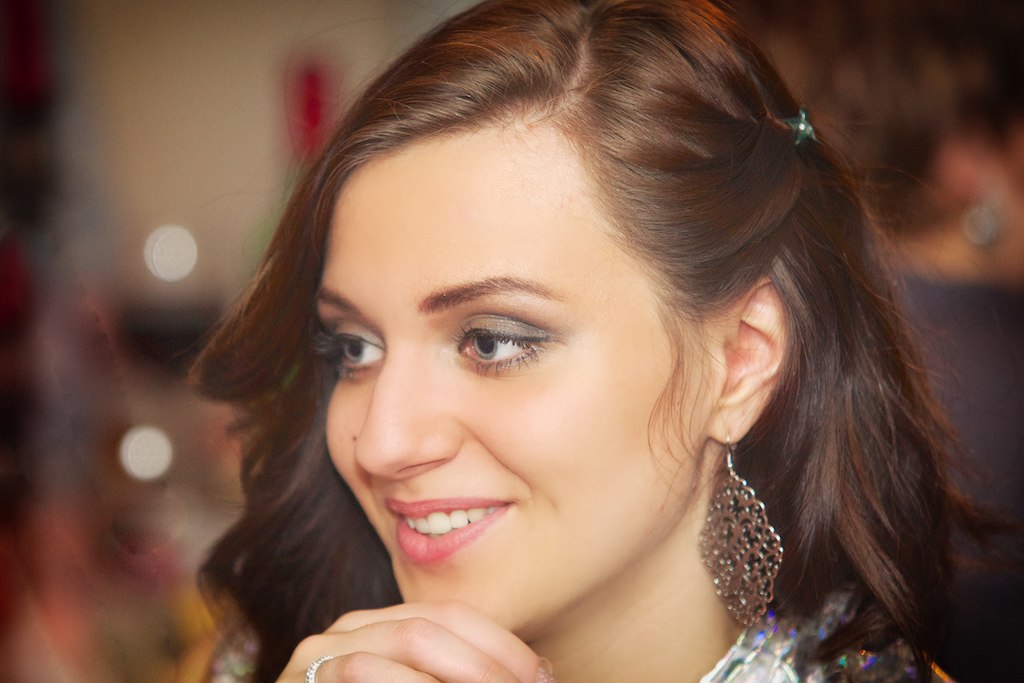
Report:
350,349,463,479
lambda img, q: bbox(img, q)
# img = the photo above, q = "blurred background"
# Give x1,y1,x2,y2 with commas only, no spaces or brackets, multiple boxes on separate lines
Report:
1,0,1022,682
0,1,475,681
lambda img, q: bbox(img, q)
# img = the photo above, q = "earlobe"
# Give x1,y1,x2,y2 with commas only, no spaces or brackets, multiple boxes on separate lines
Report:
707,280,787,443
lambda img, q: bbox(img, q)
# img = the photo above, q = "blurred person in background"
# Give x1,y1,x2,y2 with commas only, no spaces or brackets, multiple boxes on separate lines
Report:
733,1,1024,679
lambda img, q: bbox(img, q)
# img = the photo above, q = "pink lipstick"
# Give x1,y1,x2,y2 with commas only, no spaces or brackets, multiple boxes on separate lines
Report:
388,498,510,565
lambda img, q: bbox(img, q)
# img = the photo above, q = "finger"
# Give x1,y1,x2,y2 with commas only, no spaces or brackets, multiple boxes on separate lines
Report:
313,651,440,683
330,601,540,683
343,617,522,683
286,618,523,683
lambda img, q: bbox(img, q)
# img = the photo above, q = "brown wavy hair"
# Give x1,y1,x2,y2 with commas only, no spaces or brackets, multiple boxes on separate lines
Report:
192,1,962,680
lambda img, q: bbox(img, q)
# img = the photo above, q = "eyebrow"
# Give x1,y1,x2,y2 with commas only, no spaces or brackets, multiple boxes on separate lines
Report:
316,276,560,320
418,276,560,315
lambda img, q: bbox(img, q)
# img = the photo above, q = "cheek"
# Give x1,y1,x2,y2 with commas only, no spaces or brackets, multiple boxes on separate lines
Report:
472,348,683,493
482,346,717,532
324,386,367,486
650,358,719,473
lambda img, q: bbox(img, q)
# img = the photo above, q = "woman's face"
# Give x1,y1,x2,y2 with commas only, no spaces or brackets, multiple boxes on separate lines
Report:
318,124,721,640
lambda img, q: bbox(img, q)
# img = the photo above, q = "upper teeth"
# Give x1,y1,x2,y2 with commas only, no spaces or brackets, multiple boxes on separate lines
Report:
406,507,498,536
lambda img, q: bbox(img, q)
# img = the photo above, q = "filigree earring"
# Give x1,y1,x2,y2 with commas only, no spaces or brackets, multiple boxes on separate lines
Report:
699,442,783,626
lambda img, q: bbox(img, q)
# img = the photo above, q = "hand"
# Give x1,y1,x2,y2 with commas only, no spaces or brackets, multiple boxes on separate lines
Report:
276,601,553,682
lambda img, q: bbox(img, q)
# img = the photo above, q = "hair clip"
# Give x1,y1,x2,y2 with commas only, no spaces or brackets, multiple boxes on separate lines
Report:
783,107,816,146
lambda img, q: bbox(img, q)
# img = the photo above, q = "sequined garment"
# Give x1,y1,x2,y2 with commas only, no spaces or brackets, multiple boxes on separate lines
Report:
209,629,257,683
700,594,948,682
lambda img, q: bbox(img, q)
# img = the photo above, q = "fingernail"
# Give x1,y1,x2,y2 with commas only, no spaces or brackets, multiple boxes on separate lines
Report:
536,659,556,683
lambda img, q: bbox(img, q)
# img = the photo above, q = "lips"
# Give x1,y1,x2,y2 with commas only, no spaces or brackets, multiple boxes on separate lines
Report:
387,499,509,565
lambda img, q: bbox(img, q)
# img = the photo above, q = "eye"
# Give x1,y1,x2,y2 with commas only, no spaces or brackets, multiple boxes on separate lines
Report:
313,329,385,379
465,332,524,363
456,316,551,375
338,335,384,367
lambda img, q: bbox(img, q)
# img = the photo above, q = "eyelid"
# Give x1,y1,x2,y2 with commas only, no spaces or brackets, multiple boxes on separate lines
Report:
316,314,385,345
461,314,552,341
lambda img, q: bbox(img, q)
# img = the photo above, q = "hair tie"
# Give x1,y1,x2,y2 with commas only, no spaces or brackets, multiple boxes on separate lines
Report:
783,107,816,146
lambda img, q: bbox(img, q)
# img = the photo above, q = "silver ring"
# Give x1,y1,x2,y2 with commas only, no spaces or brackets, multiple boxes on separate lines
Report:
306,655,338,683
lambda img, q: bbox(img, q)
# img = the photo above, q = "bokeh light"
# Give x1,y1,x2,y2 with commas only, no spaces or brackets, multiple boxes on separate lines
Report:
119,425,174,481
143,224,198,282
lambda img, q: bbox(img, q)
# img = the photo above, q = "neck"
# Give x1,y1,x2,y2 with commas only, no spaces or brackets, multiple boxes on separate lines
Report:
528,509,742,683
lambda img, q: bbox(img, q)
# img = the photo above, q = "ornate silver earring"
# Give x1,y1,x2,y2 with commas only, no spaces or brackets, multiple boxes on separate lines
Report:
699,443,783,626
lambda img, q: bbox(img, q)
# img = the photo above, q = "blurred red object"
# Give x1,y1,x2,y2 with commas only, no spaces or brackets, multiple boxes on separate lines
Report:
3,0,51,111
285,58,338,161
0,232,33,333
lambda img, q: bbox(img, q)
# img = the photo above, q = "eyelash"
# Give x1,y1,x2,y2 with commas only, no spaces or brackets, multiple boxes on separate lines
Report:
456,327,545,376
312,330,376,381
312,324,548,380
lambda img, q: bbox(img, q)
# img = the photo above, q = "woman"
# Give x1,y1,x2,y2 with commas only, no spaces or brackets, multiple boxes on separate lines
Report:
192,1,963,681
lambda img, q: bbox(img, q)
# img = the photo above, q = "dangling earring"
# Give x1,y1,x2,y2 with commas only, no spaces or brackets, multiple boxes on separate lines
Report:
699,442,783,626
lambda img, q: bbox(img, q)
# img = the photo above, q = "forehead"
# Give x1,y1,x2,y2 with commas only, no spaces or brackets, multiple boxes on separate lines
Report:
324,124,635,298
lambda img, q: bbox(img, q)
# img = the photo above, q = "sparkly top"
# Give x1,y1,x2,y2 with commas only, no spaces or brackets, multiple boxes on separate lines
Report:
209,628,257,683
700,594,948,682
209,595,947,682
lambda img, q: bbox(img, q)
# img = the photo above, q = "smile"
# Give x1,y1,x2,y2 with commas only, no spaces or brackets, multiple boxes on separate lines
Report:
404,507,500,536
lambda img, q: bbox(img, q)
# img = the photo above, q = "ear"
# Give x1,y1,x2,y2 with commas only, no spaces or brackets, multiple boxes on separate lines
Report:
706,280,787,443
